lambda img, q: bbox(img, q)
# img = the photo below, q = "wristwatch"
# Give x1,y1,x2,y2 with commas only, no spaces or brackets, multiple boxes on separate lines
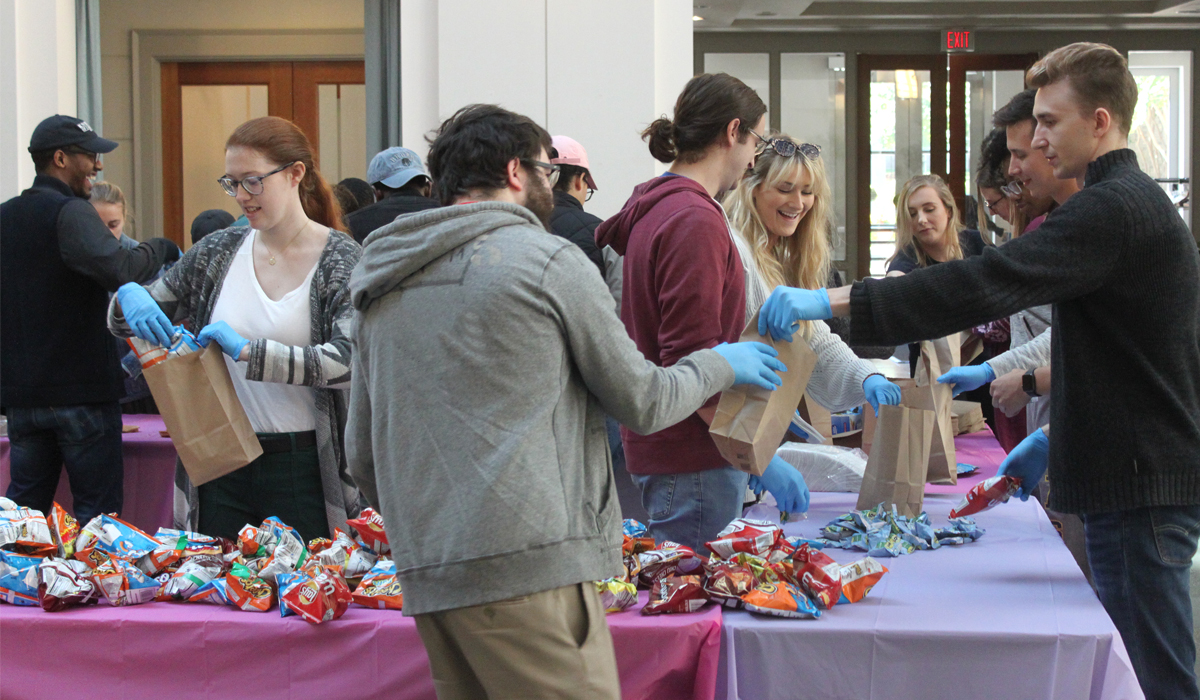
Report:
1022,369,1040,397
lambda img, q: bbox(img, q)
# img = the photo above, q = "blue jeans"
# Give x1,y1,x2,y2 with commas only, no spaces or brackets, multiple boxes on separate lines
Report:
630,466,749,554
5,403,123,526
1084,505,1200,700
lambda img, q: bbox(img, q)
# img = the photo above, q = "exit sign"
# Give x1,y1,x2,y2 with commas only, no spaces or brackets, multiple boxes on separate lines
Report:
944,29,974,53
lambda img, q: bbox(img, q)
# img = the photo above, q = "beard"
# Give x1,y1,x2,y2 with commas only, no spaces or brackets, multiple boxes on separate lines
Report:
524,172,555,230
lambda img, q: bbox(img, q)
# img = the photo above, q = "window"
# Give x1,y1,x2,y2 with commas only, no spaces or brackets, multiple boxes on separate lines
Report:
1128,51,1192,227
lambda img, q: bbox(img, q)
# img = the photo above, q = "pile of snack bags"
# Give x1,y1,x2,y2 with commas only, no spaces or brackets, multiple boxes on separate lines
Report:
817,504,985,557
595,518,889,619
0,497,399,624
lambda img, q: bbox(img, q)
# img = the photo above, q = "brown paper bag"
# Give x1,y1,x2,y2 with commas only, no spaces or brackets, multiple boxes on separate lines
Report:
710,311,819,476
798,393,833,440
856,404,934,517
142,344,263,486
951,400,986,435
910,335,959,484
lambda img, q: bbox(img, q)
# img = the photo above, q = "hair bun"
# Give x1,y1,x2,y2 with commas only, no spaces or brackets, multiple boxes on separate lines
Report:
642,117,677,164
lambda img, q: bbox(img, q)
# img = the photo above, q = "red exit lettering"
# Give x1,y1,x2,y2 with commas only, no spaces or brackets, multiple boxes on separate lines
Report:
943,30,973,52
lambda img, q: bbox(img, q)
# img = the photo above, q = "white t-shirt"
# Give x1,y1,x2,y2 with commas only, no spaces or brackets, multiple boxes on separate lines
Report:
209,231,318,433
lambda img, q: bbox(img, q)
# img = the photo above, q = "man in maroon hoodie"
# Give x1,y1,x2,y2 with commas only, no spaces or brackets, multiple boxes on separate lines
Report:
596,74,810,552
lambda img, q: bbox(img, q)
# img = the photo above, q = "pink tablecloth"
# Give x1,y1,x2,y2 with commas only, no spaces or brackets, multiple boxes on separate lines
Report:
716,490,1143,700
0,414,176,533
0,590,721,700
926,427,1005,495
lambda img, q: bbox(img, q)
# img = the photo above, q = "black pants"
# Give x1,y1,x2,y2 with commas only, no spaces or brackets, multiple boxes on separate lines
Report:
197,431,327,543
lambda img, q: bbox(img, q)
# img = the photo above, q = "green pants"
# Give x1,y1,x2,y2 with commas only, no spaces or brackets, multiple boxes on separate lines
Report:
197,431,328,543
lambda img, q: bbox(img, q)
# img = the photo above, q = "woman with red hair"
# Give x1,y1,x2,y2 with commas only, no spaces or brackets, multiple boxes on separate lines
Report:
109,116,361,542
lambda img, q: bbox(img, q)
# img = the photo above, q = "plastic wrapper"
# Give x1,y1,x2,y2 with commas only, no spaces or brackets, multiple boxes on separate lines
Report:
74,514,161,564
642,575,708,615
817,505,985,558
314,529,377,580
156,555,225,601
92,556,159,606
346,508,390,555
187,578,232,606
705,518,782,559
621,555,642,584
280,566,352,624
257,523,309,586
0,551,42,605
37,558,100,612
126,326,199,369
351,560,403,611
622,519,648,537
308,538,333,556
47,503,79,558
0,505,55,557
774,443,867,493
702,561,756,609
741,581,821,619
595,578,638,613
935,518,985,546
949,475,1022,518
226,562,274,612
838,557,888,604
622,534,655,557
636,542,696,587
237,525,269,558
791,544,842,609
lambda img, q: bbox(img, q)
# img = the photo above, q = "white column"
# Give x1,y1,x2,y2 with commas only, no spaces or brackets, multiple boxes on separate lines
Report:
399,0,693,219
0,0,77,200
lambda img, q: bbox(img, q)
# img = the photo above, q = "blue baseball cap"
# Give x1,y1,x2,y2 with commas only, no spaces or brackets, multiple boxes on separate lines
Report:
367,147,427,189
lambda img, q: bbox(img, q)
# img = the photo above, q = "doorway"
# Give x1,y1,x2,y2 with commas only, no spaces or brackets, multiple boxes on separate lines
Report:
855,53,1037,278
160,61,365,248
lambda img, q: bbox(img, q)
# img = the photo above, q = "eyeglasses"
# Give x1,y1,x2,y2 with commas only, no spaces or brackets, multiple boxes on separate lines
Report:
63,146,100,165
749,129,821,160
586,188,595,202
218,161,296,197
1000,180,1024,198
521,159,561,186
984,197,1006,215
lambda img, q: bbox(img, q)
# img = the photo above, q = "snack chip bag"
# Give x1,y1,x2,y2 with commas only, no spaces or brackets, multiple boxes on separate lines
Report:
276,570,303,618
637,542,696,588
257,519,309,586
702,561,756,609
37,558,100,612
92,556,160,606
950,475,1022,518
315,529,377,579
47,503,79,559
622,534,656,557
0,505,55,557
838,557,888,604
187,577,232,606
741,581,821,619
623,519,648,538
281,567,352,624
346,508,390,555
308,538,333,556
226,562,274,612
156,555,225,601
0,552,42,605
705,518,782,559
237,525,269,558
595,578,637,614
351,560,404,611
642,575,708,615
791,544,843,609
74,514,161,563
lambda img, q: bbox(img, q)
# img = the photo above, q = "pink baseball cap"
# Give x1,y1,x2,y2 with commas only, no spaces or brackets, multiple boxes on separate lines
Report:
550,135,597,190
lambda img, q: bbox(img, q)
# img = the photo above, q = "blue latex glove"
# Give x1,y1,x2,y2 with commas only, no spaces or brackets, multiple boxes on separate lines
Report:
862,374,902,415
757,286,832,342
997,428,1050,501
747,455,810,513
712,341,788,391
117,282,174,348
937,363,996,397
197,320,250,361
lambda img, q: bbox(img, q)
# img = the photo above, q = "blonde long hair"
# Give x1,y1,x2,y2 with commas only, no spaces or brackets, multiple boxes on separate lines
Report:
889,174,963,268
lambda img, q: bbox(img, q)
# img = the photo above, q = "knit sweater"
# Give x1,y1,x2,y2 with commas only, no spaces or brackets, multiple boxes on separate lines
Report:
848,149,1200,515
108,225,363,535
731,228,873,412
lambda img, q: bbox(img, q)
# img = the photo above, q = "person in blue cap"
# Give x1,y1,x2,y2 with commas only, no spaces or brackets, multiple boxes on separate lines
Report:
1,114,180,525
346,146,440,244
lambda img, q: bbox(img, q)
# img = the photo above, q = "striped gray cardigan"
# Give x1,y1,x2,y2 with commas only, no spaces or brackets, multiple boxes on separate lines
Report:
107,225,363,537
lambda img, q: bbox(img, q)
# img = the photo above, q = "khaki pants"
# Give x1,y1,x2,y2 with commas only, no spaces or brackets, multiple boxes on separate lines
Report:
414,582,621,700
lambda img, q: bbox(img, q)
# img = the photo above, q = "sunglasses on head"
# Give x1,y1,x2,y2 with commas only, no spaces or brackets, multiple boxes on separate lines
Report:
749,129,821,160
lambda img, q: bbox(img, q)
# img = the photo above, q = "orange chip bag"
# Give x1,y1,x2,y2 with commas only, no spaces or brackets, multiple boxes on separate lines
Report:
346,508,390,555
47,503,79,559
741,581,821,619
350,560,402,611
838,557,888,604
226,563,273,612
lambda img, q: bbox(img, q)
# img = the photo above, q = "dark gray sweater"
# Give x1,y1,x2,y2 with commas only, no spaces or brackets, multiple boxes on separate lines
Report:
849,149,1200,515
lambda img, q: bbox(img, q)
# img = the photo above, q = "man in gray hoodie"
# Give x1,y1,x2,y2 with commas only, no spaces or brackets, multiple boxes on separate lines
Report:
345,104,787,700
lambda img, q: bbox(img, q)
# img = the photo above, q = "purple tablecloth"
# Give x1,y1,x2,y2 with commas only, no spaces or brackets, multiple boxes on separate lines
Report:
0,414,176,533
0,590,721,700
716,491,1143,700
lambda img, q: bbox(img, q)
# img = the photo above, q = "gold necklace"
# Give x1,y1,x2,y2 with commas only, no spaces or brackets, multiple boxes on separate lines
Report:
263,220,308,265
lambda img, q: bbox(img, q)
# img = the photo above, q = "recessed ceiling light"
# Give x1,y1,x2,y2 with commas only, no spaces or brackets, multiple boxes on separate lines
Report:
693,15,704,21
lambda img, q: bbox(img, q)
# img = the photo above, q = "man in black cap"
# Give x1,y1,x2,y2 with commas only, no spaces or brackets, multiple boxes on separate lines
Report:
1,114,180,525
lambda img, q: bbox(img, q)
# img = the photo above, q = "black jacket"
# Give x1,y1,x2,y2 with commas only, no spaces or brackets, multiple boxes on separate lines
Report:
549,190,605,278
347,194,440,244
1,176,178,407
850,150,1200,515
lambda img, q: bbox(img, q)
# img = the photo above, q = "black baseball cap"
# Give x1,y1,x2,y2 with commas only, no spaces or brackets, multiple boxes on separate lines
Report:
28,115,118,154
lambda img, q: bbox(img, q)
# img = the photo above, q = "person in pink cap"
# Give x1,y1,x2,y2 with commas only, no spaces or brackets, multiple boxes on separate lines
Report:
548,135,607,278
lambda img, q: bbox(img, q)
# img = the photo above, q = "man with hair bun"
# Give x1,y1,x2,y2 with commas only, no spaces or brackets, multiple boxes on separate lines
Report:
597,73,811,554
758,42,1200,699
